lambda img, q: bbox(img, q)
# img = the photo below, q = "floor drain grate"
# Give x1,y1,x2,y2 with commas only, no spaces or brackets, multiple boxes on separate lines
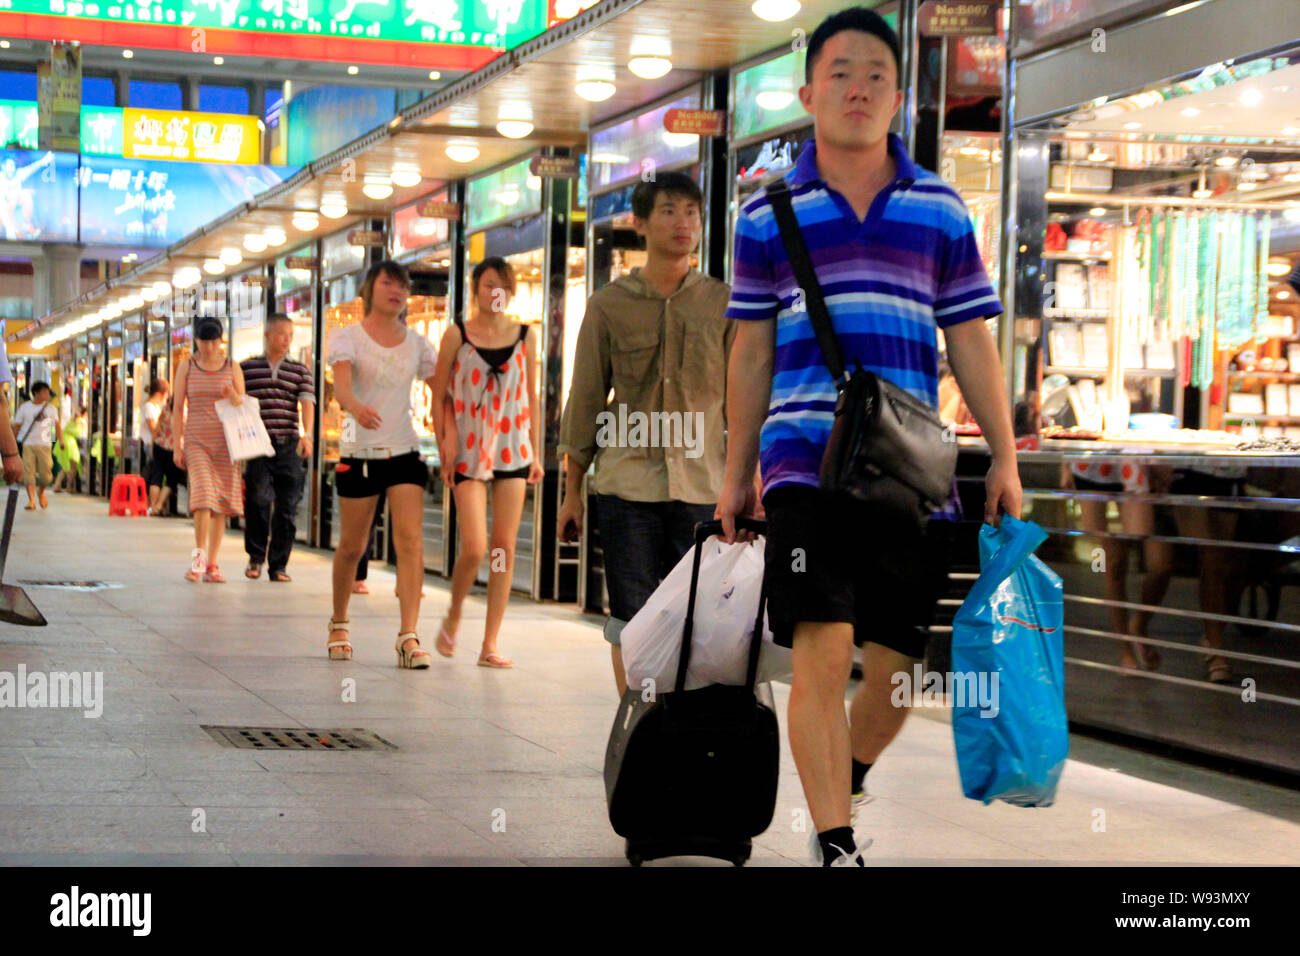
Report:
17,580,122,591
201,726,397,751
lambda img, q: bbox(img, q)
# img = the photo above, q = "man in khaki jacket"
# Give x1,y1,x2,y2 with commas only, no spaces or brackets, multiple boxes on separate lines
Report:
558,171,734,696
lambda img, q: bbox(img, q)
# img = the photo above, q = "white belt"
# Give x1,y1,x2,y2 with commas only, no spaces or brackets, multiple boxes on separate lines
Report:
343,444,421,460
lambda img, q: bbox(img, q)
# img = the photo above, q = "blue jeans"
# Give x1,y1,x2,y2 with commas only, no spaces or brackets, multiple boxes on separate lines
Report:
243,437,305,573
593,494,716,646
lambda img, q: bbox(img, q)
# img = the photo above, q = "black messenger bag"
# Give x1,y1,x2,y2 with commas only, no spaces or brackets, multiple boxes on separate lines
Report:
764,178,957,524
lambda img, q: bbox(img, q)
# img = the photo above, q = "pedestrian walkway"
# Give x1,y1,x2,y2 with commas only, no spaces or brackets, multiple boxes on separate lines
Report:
2,495,1299,866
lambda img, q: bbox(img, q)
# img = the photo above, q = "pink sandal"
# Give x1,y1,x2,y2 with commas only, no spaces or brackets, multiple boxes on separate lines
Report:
477,652,514,669
435,619,457,658
203,564,226,583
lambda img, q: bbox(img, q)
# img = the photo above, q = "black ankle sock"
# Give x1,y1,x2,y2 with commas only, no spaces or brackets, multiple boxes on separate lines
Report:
851,760,872,795
818,826,855,867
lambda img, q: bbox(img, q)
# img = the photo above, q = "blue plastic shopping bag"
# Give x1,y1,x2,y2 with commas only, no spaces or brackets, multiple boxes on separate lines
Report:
951,517,1067,807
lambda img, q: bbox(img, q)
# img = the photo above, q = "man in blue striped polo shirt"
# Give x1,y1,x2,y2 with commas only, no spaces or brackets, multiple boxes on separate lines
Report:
717,7,1021,866
241,313,315,582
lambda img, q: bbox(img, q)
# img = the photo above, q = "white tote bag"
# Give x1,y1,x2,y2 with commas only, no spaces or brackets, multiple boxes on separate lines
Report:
214,394,275,461
621,535,792,694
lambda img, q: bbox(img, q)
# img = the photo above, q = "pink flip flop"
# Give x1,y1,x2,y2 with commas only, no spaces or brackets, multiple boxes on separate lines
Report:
477,653,514,669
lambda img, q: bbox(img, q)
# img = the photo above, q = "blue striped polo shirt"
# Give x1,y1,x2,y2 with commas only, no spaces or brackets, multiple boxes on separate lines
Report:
726,134,1002,516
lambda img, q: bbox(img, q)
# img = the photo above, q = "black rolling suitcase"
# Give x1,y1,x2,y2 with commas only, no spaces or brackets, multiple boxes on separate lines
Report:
603,518,779,867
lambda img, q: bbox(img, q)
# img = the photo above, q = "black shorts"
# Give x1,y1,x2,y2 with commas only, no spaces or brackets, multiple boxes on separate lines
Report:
1072,475,1122,493
335,452,428,498
1169,470,1243,497
453,465,530,486
762,485,956,659
147,447,184,489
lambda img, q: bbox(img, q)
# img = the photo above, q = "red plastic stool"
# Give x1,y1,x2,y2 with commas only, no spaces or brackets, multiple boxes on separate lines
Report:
109,474,149,517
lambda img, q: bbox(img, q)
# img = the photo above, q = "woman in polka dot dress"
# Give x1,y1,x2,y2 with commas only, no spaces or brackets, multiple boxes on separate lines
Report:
427,257,543,668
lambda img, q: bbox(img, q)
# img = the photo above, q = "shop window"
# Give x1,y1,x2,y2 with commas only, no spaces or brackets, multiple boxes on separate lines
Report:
82,76,117,107
199,84,250,115
128,80,183,111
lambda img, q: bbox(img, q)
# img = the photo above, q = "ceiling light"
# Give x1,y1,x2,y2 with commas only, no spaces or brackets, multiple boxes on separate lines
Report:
1181,107,1200,117
1239,88,1263,107
0,41,10,49
1193,188,1213,198
1268,261,1292,276
122,49,133,59
751,0,800,21
391,166,422,188
1280,290,1293,300
293,212,320,231
756,90,795,111
575,80,616,102
152,281,172,296
1283,127,1300,136
122,294,144,310
1089,207,1107,217
203,259,226,275
1237,181,1257,191
1284,171,1300,183
243,234,268,253
662,131,698,148
174,268,201,289
496,119,534,138
319,198,348,218
220,247,243,266
1087,149,1109,162
428,71,441,81
362,181,393,200
347,65,359,75
1123,121,1142,130
263,228,287,246
1215,155,1239,167
445,142,479,162
141,287,159,302
213,56,224,65
628,56,672,80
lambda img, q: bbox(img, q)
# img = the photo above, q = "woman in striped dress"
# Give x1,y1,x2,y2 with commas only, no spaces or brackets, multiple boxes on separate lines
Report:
174,318,246,582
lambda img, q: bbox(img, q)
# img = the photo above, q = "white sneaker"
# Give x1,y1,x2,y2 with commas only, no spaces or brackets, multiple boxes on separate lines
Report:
808,828,874,866
851,789,875,827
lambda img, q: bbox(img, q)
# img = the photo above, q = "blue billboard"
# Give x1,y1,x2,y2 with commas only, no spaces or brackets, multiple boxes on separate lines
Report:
287,86,397,168
78,156,298,246
0,149,79,242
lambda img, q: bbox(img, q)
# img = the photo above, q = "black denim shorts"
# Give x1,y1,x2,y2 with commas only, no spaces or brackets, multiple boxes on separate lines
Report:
762,484,955,659
335,452,428,498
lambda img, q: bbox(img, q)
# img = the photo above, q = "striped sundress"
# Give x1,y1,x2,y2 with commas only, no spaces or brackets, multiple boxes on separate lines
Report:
183,357,243,516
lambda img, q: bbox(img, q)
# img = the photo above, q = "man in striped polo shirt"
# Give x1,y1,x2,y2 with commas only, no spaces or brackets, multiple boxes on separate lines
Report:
717,7,1021,866
241,313,315,582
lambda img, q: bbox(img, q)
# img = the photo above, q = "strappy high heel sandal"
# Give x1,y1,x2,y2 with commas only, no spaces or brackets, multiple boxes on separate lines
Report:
396,632,431,669
327,619,352,661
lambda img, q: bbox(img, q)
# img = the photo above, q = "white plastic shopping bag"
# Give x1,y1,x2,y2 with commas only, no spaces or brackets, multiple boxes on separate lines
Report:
622,535,792,693
214,394,274,461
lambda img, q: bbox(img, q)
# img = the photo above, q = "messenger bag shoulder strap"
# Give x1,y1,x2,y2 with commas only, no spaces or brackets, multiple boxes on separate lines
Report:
17,403,47,444
764,177,848,386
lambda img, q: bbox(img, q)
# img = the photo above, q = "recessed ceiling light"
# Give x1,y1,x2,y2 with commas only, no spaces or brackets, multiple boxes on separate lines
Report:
362,180,393,200
263,228,287,246
628,56,672,80
575,80,616,102
1123,121,1142,130
319,197,348,218
1284,170,1300,183
1215,155,1239,167
1239,88,1263,107
1089,207,1107,216
292,212,320,232
1193,188,1213,199
428,71,441,81
1280,290,1293,299
1088,148,1109,162
347,65,359,75
756,90,795,111
243,234,268,253
141,287,159,302
0,41,11,49
1283,127,1300,136
153,281,172,296
391,166,422,188
220,247,243,266
213,56,224,65
751,0,800,21
1237,181,1257,191
445,142,479,162
203,259,226,275
122,49,134,59
496,119,534,138
1180,107,1201,117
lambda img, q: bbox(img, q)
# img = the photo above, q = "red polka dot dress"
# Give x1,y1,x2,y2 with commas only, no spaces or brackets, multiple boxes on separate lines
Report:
449,318,532,481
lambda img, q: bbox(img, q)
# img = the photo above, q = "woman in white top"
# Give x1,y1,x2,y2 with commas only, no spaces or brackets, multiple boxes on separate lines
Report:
324,261,439,668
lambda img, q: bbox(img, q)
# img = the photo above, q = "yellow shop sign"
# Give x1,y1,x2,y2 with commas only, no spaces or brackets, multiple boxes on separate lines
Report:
122,108,261,165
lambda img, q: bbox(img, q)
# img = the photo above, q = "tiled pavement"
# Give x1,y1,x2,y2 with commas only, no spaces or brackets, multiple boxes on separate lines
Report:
2,494,1299,866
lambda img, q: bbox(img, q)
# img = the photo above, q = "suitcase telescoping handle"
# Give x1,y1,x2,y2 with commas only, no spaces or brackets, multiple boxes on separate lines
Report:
675,519,770,696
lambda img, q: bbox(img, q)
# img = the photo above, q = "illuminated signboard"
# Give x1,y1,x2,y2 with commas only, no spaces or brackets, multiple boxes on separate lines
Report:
78,155,298,246
393,193,451,257
465,158,541,233
0,101,41,150
123,108,262,164
589,91,702,194
3,0,550,69
0,149,79,242
80,106,123,155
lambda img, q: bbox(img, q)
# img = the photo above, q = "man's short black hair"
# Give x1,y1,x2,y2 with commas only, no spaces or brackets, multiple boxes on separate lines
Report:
266,312,294,329
806,6,901,85
630,171,703,221
30,381,50,397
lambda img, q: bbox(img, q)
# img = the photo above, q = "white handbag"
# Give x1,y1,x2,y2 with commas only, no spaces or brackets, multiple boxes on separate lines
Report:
214,394,275,461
